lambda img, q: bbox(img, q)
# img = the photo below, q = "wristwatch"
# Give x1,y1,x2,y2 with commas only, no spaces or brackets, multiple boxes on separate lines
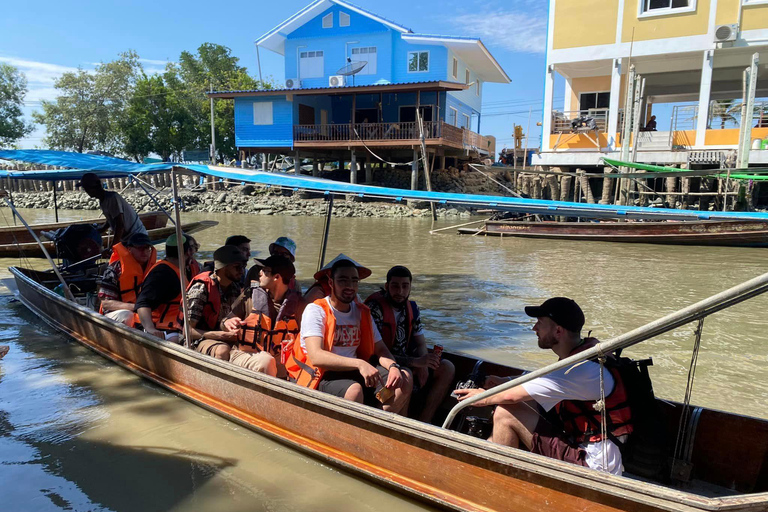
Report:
388,362,403,371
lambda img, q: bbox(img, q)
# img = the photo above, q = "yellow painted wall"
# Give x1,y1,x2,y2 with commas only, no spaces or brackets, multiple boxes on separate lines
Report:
553,0,618,49
704,128,768,145
622,0,709,42
549,133,614,149
570,76,627,110
742,5,768,31
716,0,740,26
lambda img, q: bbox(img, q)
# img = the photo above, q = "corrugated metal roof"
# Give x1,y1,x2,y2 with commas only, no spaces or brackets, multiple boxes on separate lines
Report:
207,80,468,98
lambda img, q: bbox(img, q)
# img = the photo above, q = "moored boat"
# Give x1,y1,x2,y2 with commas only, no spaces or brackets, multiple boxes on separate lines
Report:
9,265,768,512
0,220,218,258
458,219,768,247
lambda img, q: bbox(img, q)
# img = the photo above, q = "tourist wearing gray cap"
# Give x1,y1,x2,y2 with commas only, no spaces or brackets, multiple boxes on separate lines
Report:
79,172,147,253
97,232,157,328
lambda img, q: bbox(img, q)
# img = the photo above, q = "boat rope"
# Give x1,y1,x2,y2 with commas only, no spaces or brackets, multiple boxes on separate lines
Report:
352,128,418,167
596,353,609,472
467,164,521,198
671,317,705,477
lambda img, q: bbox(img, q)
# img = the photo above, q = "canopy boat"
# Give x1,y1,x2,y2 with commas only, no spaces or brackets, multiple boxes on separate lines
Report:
0,210,168,246
8,265,768,512
0,220,218,258
457,219,768,247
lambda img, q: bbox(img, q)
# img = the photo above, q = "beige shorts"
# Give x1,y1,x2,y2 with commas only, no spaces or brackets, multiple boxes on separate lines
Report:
196,340,277,377
105,309,135,328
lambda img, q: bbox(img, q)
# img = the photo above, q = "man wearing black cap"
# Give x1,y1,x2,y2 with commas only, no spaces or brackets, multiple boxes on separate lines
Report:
98,232,156,327
455,297,628,475
187,245,249,355
79,173,147,252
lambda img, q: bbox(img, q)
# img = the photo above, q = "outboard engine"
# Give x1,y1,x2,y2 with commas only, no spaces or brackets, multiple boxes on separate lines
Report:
43,224,103,270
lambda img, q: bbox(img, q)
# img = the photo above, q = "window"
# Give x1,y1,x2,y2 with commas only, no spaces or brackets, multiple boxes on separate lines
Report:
476,79,481,96
579,92,610,111
253,102,273,125
462,113,471,129
322,13,333,28
448,107,458,126
452,58,458,79
640,0,695,15
465,69,470,85
408,51,429,73
300,50,324,78
339,11,350,27
351,47,377,75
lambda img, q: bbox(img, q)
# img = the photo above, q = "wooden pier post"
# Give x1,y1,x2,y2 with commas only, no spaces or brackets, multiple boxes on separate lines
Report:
312,159,319,177
532,176,542,199
579,171,595,204
600,167,614,204
546,175,560,201
350,151,358,184
410,150,418,190
365,159,372,184
666,177,677,208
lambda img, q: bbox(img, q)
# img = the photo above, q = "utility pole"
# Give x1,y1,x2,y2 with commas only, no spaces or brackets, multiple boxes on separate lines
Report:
210,82,217,165
737,53,759,170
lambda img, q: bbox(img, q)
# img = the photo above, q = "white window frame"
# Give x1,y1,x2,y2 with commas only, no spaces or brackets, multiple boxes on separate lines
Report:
339,11,350,27
578,90,611,111
742,0,768,4
448,106,458,126
476,79,481,97
465,69,470,85
638,0,697,18
322,13,333,28
350,46,377,75
299,50,324,79
462,113,471,129
407,51,430,73
452,58,458,79
253,102,273,125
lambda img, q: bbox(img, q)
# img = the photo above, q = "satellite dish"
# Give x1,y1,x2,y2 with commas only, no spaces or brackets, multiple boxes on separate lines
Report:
336,61,367,76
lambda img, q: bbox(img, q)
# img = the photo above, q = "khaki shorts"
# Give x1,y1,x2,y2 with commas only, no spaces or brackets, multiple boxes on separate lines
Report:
105,309,135,328
196,340,277,377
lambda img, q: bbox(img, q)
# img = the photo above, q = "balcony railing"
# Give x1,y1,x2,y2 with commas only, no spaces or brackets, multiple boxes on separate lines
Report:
552,109,610,133
293,121,440,142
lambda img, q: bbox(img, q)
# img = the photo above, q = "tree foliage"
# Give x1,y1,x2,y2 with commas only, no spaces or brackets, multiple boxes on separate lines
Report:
0,64,33,147
33,51,140,153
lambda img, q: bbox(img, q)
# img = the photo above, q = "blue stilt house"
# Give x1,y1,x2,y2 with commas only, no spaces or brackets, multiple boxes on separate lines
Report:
209,0,510,179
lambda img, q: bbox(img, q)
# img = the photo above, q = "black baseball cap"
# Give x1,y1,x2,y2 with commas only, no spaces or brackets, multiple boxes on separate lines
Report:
253,255,296,282
214,245,248,270
124,232,152,247
524,297,585,333
77,173,100,187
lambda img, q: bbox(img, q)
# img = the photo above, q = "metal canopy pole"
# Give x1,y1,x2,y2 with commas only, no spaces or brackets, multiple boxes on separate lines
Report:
737,53,759,170
2,194,75,301
317,194,334,272
442,269,768,430
133,176,176,225
52,180,59,223
171,168,192,348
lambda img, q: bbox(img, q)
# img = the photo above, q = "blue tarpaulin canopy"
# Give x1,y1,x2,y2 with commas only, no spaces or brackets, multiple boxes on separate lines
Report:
3,149,768,222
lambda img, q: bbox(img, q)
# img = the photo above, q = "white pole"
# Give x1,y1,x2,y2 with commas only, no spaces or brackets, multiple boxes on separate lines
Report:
171,169,192,348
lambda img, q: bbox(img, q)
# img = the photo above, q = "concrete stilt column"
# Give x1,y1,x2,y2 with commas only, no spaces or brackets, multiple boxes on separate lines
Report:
579,172,595,204
666,177,677,208
532,176,543,199
295,150,301,175
411,150,419,190
440,155,446,170
365,160,372,183
521,175,532,196
350,151,357,184
262,154,268,171
312,159,319,177
546,175,560,200
600,167,614,204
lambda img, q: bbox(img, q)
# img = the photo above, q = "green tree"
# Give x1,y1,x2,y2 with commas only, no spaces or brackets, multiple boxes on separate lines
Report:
0,64,33,147
164,43,275,161
33,51,140,153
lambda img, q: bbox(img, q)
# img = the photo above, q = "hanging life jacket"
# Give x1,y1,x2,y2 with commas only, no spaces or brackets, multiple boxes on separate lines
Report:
189,258,202,279
238,287,301,360
179,271,222,332
364,290,416,354
148,260,182,332
99,242,157,317
554,339,634,445
287,298,375,390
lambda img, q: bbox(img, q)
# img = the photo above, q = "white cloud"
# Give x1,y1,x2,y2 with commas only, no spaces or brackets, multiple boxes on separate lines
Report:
0,56,81,85
448,3,548,54
140,58,171,66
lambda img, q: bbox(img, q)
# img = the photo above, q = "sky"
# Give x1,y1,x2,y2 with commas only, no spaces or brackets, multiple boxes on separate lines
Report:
1,0,564,153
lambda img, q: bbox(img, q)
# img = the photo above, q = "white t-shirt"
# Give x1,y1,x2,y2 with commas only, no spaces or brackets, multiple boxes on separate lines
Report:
521,361,624,475
100,191,147,242
300,298,382,358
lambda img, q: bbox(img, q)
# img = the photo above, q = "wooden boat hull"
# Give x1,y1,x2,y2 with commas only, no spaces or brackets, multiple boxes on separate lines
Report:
0,211,168,245
0,220,217,258
10,266,768,512
458,220,768,247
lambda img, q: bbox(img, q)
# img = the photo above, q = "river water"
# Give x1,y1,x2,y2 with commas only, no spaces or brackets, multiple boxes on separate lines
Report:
1,207,767,511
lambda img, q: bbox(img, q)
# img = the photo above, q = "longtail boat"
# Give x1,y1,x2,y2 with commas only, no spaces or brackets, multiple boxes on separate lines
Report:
0,211,168,245
458,219,768,247
9,265,768,512
0,220,218,258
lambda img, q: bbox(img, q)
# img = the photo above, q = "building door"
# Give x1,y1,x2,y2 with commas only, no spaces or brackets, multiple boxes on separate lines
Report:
399,106,433,123
299,104,315,125
355,108,379,123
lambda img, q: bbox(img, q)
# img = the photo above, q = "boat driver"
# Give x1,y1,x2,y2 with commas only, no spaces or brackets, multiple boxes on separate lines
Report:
78,173,148,254
454,298,632,475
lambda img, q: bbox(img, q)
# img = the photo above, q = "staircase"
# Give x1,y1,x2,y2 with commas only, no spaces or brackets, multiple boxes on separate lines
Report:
634,131,672,151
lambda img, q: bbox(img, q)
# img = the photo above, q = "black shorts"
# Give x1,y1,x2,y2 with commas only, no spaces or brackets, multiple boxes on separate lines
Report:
318,365,390,407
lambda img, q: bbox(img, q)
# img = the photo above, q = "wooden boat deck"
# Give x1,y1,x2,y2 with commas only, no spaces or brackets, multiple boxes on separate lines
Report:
9,266,768,512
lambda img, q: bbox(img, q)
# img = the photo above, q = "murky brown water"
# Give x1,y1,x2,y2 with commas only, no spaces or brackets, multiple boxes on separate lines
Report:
1,207,767,511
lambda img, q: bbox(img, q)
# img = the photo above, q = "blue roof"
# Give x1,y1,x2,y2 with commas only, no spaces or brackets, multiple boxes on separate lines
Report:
2,150,767,222
208,80,467,97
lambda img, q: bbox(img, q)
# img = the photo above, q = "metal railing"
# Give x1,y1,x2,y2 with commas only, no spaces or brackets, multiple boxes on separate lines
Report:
551,109,610,133
707,100,768,130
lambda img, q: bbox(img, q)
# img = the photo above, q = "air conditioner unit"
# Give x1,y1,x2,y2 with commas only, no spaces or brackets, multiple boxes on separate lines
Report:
285,78,301,89
714,24,738,43
328,75,345,87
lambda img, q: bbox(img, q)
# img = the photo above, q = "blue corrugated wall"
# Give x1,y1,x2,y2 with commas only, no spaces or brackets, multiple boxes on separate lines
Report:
234,96,294,148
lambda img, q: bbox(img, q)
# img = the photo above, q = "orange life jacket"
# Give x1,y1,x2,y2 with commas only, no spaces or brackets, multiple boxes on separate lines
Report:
238,287,300,358
181,271,221,331
100,242,157,316
555,339,634,444
287,298,375,390
148,260,182,332
306,278,332,298
364,290,415,354
189,258,201,278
